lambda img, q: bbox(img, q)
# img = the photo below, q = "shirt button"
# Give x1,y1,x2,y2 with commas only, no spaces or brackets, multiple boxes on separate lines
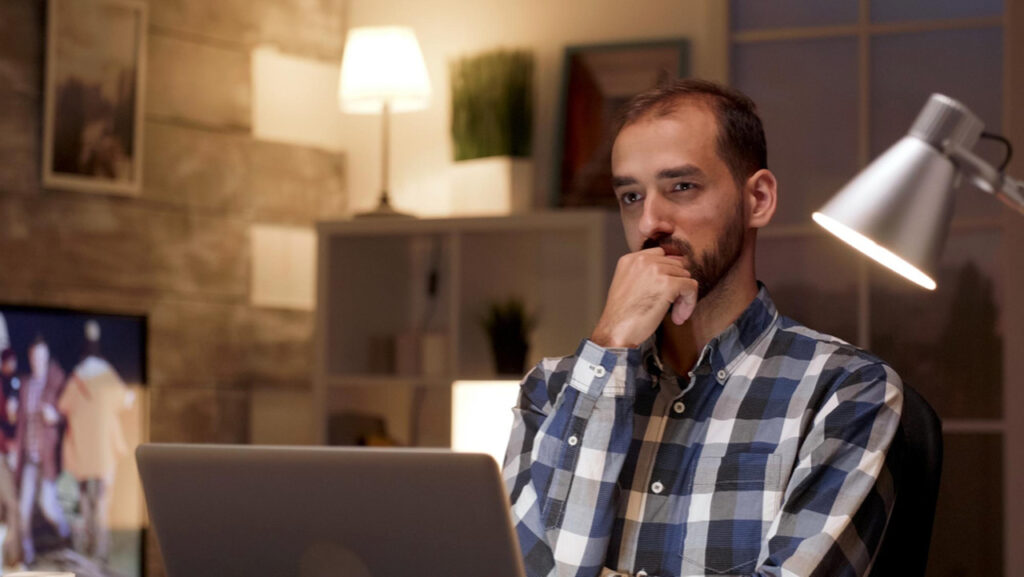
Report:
650,481,663,494
567,435,579,446
593,365,607,377
716,369,727,382
673,401,686,414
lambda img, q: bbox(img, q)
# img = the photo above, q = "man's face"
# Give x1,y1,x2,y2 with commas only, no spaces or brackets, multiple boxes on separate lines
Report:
611,102,747,300
0,357,14,376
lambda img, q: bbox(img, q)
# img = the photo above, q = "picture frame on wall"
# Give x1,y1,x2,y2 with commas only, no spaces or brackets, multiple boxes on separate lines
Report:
553,39,689,208
42,0,148,196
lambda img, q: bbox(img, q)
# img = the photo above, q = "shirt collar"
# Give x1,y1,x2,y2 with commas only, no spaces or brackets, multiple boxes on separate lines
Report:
641,282,779,386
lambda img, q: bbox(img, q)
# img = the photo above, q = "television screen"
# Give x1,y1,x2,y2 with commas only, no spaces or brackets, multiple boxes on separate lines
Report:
0,304,146,577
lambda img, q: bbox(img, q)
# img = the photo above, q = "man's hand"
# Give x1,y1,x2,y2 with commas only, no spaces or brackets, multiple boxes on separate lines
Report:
590,247,699,348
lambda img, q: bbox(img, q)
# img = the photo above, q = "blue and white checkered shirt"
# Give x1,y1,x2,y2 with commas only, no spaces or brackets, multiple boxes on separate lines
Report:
502,285,903,577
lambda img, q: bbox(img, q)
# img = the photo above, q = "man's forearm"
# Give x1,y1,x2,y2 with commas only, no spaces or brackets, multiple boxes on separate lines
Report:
503,340,640,577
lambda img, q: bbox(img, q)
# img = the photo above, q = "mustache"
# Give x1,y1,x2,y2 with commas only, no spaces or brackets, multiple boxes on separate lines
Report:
641,235,693,258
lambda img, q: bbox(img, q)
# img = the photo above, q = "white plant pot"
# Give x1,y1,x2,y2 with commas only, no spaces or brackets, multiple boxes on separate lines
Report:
450,156,533,216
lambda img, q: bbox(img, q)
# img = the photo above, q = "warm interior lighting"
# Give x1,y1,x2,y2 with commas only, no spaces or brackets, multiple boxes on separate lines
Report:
337,25,431,217
451,380,521,467
338,26,431,114
812,212,936,290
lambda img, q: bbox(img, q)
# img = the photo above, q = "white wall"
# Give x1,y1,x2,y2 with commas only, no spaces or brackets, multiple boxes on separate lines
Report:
340,0,728,217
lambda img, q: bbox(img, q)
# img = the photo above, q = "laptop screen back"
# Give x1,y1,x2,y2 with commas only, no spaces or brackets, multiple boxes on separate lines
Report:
137,444,525,577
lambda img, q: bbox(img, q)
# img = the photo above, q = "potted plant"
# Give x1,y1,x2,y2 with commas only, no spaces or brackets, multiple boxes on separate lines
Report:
481,297,536,376
449,49,534,215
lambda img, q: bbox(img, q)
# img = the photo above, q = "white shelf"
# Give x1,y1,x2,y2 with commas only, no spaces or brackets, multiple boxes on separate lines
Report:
313,210,627,445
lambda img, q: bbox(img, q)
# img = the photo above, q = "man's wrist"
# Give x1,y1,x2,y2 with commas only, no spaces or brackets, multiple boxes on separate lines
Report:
568,339,637,398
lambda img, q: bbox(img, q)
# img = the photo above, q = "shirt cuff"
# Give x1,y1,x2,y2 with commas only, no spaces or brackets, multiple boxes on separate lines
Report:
567,339,638,398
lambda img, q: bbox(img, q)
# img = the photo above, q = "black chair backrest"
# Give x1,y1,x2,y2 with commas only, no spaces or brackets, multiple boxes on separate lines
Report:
872,383,943,577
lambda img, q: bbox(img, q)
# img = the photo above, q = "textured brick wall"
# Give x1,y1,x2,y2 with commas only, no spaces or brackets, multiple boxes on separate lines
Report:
0,1,347,574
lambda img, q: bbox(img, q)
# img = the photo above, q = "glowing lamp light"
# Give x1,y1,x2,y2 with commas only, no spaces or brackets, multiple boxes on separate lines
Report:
813,93,1024,289
451,380,521,467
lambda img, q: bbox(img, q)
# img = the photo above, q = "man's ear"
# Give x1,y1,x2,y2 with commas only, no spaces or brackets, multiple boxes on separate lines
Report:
745,169,777,229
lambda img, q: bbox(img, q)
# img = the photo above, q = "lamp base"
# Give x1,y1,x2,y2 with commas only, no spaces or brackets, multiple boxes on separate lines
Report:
354,192,415,219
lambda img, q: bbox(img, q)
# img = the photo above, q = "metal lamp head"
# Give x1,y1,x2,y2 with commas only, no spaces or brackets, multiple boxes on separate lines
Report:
812,94,984,290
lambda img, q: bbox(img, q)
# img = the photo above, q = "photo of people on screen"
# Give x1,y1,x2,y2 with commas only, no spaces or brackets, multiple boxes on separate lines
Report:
0,308,145,577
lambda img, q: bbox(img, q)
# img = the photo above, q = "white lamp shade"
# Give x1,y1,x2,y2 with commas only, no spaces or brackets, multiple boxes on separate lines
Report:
813,136,957,290
338,26,431,114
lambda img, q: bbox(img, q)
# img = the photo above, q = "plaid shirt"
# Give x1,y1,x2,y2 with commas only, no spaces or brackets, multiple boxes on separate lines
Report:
502,285,903,577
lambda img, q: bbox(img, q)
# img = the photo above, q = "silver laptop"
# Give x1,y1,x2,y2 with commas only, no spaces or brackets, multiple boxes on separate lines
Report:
137,444,526,577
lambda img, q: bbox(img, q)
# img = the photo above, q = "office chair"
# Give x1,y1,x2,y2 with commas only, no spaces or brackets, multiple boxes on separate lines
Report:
871,383,943,577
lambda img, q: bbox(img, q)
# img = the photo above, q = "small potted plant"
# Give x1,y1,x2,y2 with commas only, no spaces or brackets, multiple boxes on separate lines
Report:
449,48,534,215
481,297,536,376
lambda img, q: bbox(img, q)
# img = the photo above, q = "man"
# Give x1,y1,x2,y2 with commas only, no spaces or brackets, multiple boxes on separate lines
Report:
502,80,902,577
16,336,71,565
59,320,134,562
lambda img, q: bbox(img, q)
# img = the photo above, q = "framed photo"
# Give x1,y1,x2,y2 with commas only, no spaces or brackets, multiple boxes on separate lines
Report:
42,0,148,196
553,39,689,208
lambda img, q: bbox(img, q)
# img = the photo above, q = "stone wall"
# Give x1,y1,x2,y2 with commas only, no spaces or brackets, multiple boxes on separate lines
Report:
0,0,348,574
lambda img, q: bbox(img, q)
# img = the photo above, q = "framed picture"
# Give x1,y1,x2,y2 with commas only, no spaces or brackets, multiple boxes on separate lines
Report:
553,39,689,208
0,304,147,575
42,0,148,196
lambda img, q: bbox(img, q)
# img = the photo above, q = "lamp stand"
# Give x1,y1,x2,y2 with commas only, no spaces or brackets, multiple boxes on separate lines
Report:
356,101,414,219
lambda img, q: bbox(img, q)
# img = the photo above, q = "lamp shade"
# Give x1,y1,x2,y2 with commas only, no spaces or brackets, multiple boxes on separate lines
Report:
812,94,985,291
338,26,431,114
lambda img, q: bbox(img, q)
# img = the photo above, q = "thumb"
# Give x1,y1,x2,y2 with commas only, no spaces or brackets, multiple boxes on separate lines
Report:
670,291,697,325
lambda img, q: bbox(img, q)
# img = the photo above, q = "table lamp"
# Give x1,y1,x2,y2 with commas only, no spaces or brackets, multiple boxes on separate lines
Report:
339,26,431,218
813,93,1024,290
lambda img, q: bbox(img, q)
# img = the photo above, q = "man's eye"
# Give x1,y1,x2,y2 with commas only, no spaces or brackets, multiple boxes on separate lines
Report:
672,182,694,192
619,192,641,206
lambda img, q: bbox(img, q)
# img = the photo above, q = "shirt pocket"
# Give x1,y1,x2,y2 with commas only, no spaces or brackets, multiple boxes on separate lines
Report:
681,452,783,576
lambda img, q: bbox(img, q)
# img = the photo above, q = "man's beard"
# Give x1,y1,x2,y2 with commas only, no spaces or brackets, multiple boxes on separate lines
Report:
641,201,746,301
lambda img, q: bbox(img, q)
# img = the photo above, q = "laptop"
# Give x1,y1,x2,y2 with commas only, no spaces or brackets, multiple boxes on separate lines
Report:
136,444,527,577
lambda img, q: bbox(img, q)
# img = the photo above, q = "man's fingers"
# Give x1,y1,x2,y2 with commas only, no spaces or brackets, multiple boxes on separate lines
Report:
670,280,699,325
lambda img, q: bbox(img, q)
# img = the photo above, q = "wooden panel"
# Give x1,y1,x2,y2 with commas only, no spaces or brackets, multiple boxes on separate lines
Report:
148,0,346,60
0,90,40,195
0,193,249,297
146,32,251,130
142,120,249,213
0,0,44,97
148,386,250,443
247,138,347,223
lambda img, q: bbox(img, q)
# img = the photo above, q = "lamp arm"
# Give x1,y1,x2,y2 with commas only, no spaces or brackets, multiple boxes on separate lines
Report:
945,142,1024,216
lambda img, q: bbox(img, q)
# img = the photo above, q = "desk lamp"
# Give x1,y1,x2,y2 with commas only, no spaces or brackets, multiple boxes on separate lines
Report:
339,26,431,217
813,93,1024,290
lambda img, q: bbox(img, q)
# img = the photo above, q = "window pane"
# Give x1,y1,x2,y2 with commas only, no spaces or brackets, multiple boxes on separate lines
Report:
732,38,859,226
871,0,1003,23
731,0,858,31
927,433,1003,577
869,228,1003,420
757,233,861,346
870,28,1003,221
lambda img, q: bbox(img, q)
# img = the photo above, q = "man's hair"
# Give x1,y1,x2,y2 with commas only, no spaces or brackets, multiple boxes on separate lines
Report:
615,79,767,186
29,334,47,351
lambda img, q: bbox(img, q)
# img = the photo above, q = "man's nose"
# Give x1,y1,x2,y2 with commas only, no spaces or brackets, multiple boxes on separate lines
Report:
638,190,673,240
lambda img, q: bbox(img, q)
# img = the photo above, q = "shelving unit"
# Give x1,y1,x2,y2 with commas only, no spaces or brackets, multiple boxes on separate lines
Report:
313,210,627,445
